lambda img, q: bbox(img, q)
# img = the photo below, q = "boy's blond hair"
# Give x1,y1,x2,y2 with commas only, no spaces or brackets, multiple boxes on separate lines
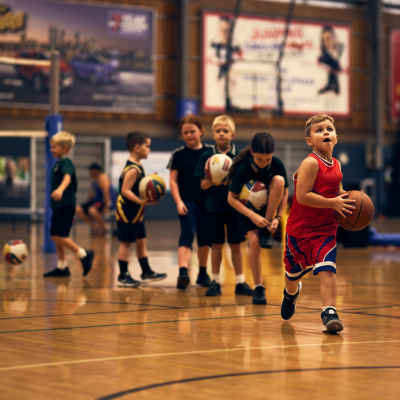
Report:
305,114,334,137
212,115,235,133
50,131,75,149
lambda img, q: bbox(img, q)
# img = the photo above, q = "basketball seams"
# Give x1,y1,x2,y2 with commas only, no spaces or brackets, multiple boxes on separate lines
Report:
350,192,363,230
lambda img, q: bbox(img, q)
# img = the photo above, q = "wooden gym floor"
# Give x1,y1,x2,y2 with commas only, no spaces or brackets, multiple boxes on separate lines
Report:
0,219,400,399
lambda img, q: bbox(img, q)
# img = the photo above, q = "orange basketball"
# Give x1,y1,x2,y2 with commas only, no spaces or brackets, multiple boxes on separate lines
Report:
334,190,374,231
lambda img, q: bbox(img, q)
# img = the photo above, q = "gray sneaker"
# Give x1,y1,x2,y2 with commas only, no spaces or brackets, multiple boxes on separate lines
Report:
321,308,344,333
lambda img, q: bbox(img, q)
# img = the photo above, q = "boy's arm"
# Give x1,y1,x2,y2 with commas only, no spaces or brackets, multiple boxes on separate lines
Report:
169,169,187,215
51,174,71,201
121,169,147,205
296,157,355,218
228,191,268,228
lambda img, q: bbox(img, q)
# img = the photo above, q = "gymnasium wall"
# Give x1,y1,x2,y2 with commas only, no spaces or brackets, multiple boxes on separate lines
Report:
1,0,400,144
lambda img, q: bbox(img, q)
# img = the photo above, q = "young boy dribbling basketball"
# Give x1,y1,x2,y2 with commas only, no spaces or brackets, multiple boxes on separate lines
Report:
280,114,356,333
194,115,253,297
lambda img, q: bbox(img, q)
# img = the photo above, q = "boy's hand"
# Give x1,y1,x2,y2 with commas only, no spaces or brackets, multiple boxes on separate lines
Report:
332,193,356,218
51,189,63,201
177,201,188,216
250,213,269,228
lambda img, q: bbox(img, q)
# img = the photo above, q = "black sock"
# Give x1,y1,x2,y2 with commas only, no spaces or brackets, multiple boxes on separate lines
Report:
138,257,151,274
179,267,188,276
199,266,207,275
118,260,128,275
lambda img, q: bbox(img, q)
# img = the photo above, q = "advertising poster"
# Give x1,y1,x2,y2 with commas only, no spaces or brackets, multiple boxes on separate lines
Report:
390,29,400,122
202,11,351,116
0,0,155,112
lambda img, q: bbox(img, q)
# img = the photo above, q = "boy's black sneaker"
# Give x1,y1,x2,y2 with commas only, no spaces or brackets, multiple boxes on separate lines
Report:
205,281,221,296
252,285,267,305
259,228,273,249
281,282,302,320
235,282,253,296
141,270,167,282
118,271,141,287
44,267,71,278
321,308,344,333
80,250,94,276
177,272,190,289
196,272,211,287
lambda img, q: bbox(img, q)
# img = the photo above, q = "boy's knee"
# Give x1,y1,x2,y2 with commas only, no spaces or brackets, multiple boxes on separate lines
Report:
212,244,224,251
88,206,99,216
51,236,60,243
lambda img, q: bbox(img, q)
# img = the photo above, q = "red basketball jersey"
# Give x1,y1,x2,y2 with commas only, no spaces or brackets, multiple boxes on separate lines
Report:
286,152,343,238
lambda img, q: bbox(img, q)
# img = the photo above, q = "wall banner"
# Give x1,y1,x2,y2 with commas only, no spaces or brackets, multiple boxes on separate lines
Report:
202,11,351,116
0,0,155,112
390,29,400,122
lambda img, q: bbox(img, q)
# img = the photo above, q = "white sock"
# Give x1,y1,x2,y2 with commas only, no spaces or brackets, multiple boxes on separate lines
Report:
286,287,298,296
212,274,220,283
236,274,245,284
57,260,67,270
322,306,336,312
76,248,87,259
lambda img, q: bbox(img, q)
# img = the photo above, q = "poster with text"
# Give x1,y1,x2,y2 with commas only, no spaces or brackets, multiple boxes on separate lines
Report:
390,29,400,122
0,0,155,112
202,11,351,116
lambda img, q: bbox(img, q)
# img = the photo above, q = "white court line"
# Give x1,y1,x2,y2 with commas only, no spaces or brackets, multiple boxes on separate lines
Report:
1,339,400,372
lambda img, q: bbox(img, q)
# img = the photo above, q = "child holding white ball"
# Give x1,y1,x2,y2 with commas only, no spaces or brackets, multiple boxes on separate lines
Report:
228,132,289,305
194,115,253,297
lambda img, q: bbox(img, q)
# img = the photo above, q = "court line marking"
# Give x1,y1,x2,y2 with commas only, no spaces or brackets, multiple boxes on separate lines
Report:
2,304,400,334
2,303,398,322
0,310,322,334
97,366,400,399
1,340,400,372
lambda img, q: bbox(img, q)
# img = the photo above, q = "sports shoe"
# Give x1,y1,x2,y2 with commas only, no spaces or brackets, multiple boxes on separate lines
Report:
141,270,167,282
196,272,212,287
177,272,190,289
252,285,267,305
205,281,221,296
80,250,94,276
235,282,253,296
259,228,273,249
321,308,344,333
281,282,302,320
118,271,141,287
44,267,71,278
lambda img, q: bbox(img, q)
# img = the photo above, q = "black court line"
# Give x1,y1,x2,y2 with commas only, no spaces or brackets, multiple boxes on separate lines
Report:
97,366,400,399
0,310,322,334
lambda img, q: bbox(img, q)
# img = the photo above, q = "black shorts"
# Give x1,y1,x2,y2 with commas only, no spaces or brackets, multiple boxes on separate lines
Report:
81,200,105,215
207,212,246,245
238,207,266,236
178,200,211,248
117,221,146,243
50,206,75,237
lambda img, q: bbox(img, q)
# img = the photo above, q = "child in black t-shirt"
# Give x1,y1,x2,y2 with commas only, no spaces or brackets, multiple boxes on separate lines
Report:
228,132,289,305
167,115,212,289
43,131,94,278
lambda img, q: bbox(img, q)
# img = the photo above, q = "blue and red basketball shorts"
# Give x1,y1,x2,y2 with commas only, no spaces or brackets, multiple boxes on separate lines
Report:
284,233,337,281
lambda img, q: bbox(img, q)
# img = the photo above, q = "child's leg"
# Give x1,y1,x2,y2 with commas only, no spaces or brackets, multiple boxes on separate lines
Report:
229,243,243,276
211,244,223,279
265,175,285,223
52,236,80,254
88,205,107,234
118,241,131,262
197,246,209,269
136,237,147,259
247,230,262,286
319,270,337,307
285,274,301,294
75,205,94,228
